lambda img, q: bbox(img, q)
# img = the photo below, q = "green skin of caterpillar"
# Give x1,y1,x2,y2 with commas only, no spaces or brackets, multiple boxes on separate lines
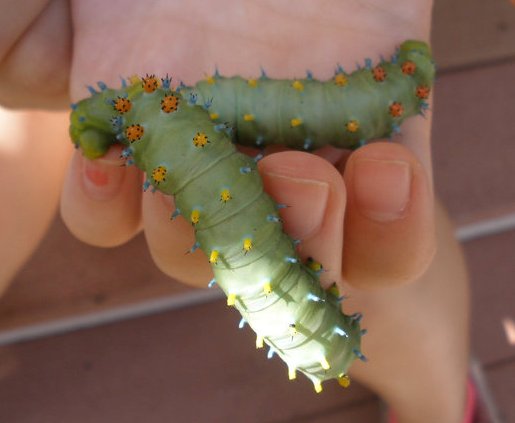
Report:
187,39,434,149
69,40,434,389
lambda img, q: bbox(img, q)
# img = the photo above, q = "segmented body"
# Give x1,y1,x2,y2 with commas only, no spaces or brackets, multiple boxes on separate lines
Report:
69,40,434,392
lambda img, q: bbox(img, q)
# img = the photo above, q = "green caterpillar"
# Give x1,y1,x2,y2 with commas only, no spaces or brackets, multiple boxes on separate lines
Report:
69,40,434,393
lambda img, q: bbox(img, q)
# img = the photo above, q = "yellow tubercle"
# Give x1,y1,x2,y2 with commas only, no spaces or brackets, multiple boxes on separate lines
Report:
320,357,331,370
288,367,297,380
263,281,272,295
247,78,258,87
334,73,348,87
290,118,303,127
292,80,304,91
190,209,200,225
307,257,323,272
288,324,297,337
151,166,167,184
313,381,323,394
338,374,351,388
220,189,232,203
346,120,360,133
193,132,209,148
209,112,219,120
128,75,140,85
256,335,264,349
327,283,340,297
227,293,236,306
206,75,216,85
209,250,219,264
243,238,253,254
243,114,255,122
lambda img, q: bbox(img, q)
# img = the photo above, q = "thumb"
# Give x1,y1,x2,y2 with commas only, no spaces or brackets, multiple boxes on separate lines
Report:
340,142,436,289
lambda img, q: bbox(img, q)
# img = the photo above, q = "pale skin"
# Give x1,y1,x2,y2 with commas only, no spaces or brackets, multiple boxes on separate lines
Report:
0,1,470,422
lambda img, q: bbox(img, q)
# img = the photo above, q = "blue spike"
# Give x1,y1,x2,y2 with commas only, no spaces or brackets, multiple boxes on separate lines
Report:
267,347,275,359
307,293,324,302
126,159,135,166
391,123,401,134
276,203,288,210
188,92,197,106
120,77,128,88
360,329,368,336
70,103,78,110
143,180,151,192
240,166,251,174
214,123,227,132
336,295,347,303
334,63,345,75
353,348,368,362
116,132,125,141
253,153,264,163
78,116,86,123
175,81,186,92
303,138,313,150
238,317,246,328
364,58,373,69
285,257,298,264
355,62,362,70
306,70,313,80
420,101,430,111
351,313,363,323
255,135,265,147
214,67,221,78
97,81,108,91
120,147,133,159
87,85,98,95
111,116,123,130
224,126,234,137
266,214,281,223
391,49,399,64
188,241,201,253
170,208,181,220
260,66,268,80
208,278,217,288
203,98,213,109
334,326,349,337
359,139,366,147
293,239,301,247
161,74,172,89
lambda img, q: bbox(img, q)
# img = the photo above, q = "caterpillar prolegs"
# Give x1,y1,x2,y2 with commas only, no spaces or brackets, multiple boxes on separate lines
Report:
69,40,434,392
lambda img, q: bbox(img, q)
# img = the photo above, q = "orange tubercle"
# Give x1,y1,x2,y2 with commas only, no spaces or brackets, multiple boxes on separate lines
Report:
161,94,179,113
141,74,159,93
389,102,404,118
401,61,417,75
125,124,144,142
113,97,132,114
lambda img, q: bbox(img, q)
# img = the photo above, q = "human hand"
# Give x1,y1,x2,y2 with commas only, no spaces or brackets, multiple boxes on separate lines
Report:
1,0,436,289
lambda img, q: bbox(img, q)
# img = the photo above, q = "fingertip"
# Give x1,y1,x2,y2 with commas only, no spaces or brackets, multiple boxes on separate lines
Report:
60,147,143,247
341,142,436,289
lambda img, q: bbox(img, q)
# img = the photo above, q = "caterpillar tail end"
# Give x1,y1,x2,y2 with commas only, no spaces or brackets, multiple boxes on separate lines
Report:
71,127,113,159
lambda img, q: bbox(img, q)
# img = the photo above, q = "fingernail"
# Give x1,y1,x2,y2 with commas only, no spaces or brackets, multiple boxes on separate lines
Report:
263,172,329,239
352,158,411,222
81,149,125,201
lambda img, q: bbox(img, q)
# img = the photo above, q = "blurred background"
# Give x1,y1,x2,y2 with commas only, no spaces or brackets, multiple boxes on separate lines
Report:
0,1,514,422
